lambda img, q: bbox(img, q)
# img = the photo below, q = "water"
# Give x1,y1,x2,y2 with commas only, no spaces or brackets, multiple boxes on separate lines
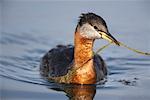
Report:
1,0,150,100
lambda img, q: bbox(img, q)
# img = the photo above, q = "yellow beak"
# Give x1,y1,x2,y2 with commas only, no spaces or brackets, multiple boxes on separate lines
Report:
99,31,120,46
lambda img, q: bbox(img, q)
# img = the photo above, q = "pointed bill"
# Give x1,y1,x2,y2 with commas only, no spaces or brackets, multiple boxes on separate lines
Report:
99,31,120,46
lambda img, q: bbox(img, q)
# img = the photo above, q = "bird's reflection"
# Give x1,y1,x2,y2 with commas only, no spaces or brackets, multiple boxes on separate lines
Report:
48,83,96,100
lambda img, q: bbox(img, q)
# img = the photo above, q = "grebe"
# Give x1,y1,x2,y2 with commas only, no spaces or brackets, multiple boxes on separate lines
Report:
40,13,120,84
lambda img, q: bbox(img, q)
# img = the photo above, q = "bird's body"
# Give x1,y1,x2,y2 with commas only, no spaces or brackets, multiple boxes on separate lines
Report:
40,44,107,84
40,13,119,84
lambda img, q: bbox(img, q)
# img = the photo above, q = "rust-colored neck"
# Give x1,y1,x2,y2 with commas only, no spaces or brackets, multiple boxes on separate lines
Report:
72,32,96,84
74,32,94,67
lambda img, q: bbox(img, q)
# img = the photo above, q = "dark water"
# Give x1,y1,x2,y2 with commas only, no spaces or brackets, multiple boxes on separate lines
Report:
1,1,150,100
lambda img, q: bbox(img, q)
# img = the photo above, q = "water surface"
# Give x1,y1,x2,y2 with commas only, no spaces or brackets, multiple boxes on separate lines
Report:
1,1,150,100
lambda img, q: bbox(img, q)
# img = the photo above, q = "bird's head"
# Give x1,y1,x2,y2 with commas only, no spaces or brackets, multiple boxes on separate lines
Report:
76,13,120,46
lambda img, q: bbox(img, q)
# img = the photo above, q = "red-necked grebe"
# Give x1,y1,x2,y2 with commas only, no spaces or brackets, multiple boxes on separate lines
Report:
40,13,120,84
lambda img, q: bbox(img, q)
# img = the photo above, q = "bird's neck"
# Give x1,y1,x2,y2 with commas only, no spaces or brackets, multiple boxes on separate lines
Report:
73,31,96,84
74,31,94,68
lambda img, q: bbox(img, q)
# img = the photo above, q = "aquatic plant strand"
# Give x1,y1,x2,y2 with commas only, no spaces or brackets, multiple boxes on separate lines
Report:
119,42,150,55
95,41,150,56
49,41,150,83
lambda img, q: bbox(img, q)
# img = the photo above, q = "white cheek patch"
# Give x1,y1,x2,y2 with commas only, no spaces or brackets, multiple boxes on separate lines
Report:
79,23,101,39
